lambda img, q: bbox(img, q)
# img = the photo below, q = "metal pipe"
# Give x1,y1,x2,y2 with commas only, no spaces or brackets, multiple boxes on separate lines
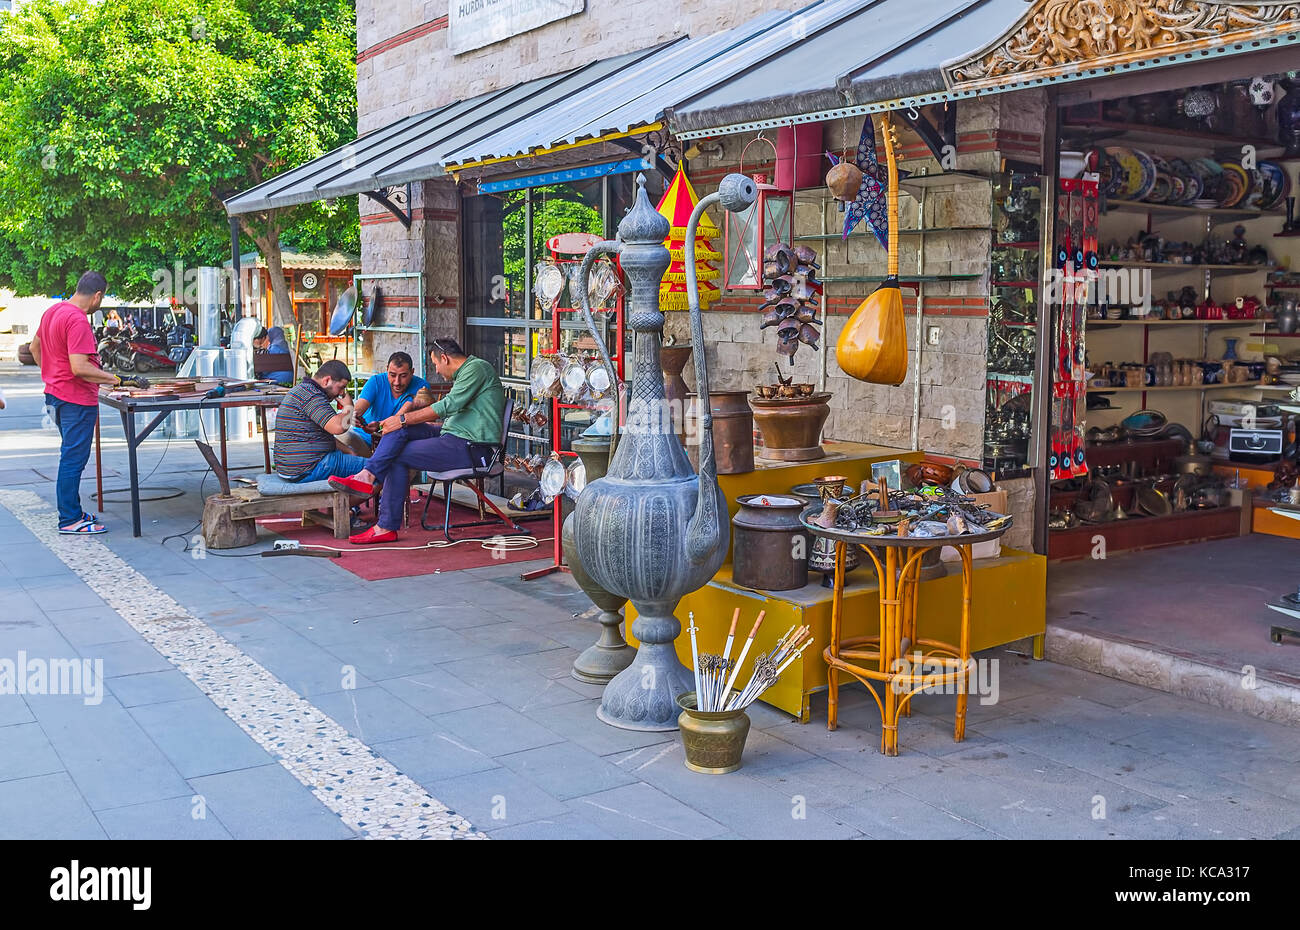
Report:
911,187,926,450
229,216,243,317
1031,94,1061,557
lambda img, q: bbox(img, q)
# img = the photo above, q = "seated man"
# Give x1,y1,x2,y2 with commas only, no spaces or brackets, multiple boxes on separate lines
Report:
253,325,294,385
348,351,433,451
331,338,503,543
273,360,369,483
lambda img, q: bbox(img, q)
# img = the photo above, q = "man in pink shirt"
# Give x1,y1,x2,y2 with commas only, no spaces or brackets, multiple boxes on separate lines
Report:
30,272,145,534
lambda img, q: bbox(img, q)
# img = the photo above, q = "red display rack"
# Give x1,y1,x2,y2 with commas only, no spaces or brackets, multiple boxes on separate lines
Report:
521,232,626,581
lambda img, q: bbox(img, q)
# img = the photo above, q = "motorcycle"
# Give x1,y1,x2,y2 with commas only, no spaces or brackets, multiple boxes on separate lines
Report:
125,328,177,372
96,325,136,372
165,319,195,366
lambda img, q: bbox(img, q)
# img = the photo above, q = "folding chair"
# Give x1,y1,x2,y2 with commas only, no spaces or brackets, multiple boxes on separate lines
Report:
421,399,528,541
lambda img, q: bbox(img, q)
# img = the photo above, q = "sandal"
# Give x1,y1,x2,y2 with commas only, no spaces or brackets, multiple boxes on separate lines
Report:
59,518,107,535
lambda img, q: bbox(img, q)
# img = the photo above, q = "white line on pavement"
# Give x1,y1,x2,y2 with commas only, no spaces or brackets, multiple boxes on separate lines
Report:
0,489,483,840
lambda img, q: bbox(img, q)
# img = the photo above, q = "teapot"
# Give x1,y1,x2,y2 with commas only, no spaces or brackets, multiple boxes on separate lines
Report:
569,173,758,730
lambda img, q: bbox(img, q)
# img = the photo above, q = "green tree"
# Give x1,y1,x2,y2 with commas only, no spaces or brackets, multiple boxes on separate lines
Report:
0,0,357,322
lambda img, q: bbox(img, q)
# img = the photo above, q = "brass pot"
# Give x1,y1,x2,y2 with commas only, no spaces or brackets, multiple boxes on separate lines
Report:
750,392,832,462
731,494,809,591
676,692,751,774
1174,453,1212,476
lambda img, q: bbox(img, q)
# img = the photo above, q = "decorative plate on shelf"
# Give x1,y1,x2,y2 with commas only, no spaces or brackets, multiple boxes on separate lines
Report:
1105,147,1142,199
1129,148,1157,201
1218,162,1249,207
1258,160,1289,210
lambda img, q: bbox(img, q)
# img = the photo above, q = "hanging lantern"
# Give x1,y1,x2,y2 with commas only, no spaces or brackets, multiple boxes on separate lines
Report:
723,137,793,290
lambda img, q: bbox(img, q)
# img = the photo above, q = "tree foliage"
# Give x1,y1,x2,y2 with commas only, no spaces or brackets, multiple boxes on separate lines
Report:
0,0,357,311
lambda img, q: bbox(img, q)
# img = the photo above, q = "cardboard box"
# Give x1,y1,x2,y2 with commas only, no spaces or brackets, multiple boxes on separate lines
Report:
941,489,1007,562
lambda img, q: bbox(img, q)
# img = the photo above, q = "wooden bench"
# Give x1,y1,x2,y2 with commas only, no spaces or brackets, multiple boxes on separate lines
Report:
201,474,351,548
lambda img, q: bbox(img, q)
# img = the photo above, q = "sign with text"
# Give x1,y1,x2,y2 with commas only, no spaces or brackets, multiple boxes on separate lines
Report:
449,0,585,55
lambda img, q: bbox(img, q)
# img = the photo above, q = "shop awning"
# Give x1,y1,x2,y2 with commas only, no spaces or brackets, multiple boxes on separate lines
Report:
669,0,1023,138
670,0,1300,138
224,11,796,216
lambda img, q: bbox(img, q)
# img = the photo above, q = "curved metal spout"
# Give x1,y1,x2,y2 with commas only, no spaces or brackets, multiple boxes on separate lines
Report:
684,173,758,566
574,240,622,456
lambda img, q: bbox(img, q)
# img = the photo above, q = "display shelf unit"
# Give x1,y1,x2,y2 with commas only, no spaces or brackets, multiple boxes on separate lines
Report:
1087,380,1265,393
520,237,625,583
1100,200,1283,223
1093,319,1267,326
348,272,426,382
1062,118,1279,152
794,226,991,241
820,273,981,284
1099,262,1279,274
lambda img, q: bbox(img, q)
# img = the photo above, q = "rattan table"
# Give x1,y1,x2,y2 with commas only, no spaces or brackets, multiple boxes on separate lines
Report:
801,505,1010,756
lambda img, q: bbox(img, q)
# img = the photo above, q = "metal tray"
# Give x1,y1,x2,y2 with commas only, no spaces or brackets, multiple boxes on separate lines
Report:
799,503,1010,549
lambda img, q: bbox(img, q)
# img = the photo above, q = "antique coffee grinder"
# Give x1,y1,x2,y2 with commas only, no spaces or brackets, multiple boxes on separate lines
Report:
572,173,757,730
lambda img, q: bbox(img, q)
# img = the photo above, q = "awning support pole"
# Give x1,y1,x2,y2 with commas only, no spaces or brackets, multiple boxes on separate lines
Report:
229,216,243,316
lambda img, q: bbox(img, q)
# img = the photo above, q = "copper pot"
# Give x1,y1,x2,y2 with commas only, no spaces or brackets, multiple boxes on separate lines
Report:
660,344,693,439
686,391,754,474
750,393,831,461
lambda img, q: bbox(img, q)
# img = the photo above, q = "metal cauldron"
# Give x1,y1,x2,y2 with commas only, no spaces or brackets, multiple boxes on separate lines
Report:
687,391,754,474
731,494,809,591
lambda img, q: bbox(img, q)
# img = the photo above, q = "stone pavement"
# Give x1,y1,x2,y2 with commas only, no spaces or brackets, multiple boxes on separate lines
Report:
1,362,1298,839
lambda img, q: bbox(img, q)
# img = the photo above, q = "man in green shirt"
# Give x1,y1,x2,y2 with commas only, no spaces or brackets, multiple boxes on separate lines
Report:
332,338,504,543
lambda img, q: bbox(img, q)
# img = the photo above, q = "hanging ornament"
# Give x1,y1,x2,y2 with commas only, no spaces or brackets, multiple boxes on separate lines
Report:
836,112,907,385
655,166,721,311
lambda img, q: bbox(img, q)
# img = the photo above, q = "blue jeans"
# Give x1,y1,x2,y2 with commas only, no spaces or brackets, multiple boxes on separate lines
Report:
365,424,472,531
289,451,370,484
46,394,98,527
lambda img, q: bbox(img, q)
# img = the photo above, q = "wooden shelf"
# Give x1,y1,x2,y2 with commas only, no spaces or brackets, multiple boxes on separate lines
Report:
794,226,991,241
1062,118,1279,152
819,273,981,283
1098,262,1277,275
1250,332,1300,338
1087,380,1265,393
1100,200,1283,222
1092,318,1267,326
1048,505,1242,560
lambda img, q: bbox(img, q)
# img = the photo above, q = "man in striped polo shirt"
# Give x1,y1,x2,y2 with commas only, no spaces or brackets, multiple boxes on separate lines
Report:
273,360,369,483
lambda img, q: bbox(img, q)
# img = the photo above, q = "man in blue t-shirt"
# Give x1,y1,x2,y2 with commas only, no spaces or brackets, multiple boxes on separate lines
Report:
349,351,432,451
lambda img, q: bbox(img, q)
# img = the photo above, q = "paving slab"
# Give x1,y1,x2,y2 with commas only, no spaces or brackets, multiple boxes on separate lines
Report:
0,721,64,782
128,697,275,778
375,668,497,717
434,703,566,758
188,764,358,840
95,795,235,840
107,669,207,708
0,772,106,840
566,782,729,840
496,742,639,801
374,731,500,784
426,769,569,829
310,686,442,745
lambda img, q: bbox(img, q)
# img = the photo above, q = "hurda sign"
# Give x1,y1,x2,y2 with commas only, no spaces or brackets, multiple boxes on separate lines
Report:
449,0,585,55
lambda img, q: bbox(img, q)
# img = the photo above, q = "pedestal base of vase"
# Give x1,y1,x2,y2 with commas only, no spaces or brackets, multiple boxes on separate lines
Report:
572,609,637,684
597,606,693,730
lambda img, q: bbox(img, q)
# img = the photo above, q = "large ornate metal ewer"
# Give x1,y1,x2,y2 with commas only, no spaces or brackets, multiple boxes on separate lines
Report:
572,172,758,730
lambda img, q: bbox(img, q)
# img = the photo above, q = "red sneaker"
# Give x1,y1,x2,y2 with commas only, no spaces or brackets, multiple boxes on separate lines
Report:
330,475,375,497
349,525,397,545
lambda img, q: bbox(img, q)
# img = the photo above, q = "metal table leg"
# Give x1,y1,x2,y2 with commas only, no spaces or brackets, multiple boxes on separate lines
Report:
219,407,228,473
94,414,104,511
120,409,141,537
120,406,173,537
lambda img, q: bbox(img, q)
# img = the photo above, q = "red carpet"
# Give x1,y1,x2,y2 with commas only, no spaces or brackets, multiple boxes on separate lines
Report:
256,494,554,581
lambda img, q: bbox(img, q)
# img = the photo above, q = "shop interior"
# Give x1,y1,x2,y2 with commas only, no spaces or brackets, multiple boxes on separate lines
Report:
1039,63,1300,685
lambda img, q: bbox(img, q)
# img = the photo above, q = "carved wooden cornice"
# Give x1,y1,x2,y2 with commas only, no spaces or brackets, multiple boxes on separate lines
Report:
943,0,1300,92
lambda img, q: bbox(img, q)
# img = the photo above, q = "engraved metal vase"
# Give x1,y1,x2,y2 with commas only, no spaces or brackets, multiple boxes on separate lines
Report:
573,172,757,730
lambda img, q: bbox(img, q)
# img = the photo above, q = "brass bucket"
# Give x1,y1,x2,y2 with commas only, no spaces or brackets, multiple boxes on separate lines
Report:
676,692,751,774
